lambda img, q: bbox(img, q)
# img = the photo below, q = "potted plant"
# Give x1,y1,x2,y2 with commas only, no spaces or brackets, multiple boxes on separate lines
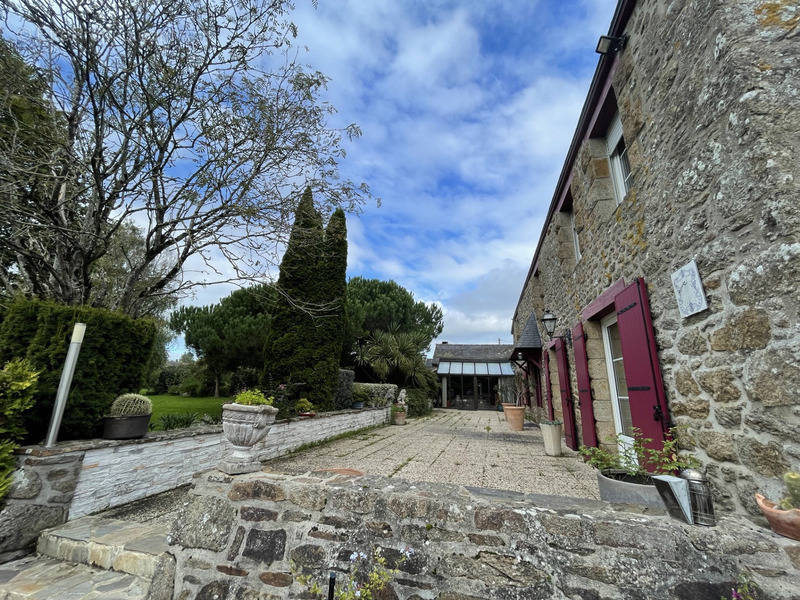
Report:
351,387,368,410
540,419,563,456
295,398,315,418
756,471,800,541
220,389,278,474
579,428,700,509
103,394,152,439
391,400,407,425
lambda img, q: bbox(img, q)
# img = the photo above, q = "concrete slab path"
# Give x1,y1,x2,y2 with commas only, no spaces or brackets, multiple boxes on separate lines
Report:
266,409,601,500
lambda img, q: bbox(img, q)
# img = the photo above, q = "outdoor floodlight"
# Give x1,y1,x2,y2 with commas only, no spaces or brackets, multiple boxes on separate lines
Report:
595,34,628,55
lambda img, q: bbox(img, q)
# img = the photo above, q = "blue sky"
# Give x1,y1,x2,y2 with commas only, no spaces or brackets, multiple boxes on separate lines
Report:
172,0,617,357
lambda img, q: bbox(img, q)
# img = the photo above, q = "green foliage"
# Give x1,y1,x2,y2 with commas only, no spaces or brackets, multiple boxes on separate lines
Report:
108,394,152,417
297,548,409,600
352,384,371,406
720,573,759,600
334,369,354,410
157,412,200,430
352,383,396,407
234,389,274,406
390,403,406,415
343,278,443,366
579,428,701,477
262,188,347,414
295,398,314,413
358,330,429,387
779,471,800,510
171,284,276,396
0,359,39,501
0,298,157,441
405,388,432,418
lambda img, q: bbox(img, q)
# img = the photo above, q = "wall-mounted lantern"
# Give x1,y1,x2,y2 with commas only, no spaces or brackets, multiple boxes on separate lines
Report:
541,310,557,338
595,34,628,55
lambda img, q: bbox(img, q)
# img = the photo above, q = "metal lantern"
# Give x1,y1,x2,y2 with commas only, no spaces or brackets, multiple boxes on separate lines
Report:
680,468,716,527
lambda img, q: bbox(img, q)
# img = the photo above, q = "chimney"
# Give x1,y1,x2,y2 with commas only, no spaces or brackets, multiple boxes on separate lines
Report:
441,341,448,344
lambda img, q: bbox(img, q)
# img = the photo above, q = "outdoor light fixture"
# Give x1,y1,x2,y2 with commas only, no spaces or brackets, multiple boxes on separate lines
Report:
512,351,527,370
541,310,557,338
595,34,628,55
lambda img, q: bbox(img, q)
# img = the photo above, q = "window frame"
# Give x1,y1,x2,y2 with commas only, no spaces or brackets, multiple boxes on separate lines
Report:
606,112,632,204
570,210,581,262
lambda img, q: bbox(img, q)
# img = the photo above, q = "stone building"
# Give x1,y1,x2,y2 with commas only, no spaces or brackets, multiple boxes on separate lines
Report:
511,0,799,518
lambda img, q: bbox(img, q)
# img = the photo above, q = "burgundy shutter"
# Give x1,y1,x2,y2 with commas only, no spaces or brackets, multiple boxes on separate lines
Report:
543,350,554,420
554,339,578,451
614,277,669,450
572,322,598,447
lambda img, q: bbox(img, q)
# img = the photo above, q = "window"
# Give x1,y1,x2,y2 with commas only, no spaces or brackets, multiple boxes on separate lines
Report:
601,313,635,455
606,112,632,204
570,210,581,262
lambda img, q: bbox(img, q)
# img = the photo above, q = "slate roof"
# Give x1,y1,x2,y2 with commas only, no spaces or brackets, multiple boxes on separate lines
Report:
514,313,542,350
432,344,515,364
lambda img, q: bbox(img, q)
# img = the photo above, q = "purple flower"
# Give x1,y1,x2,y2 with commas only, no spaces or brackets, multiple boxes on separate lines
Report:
731,589,742,600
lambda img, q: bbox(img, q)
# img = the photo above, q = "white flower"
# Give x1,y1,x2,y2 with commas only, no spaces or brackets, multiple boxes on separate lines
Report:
349,552,358,562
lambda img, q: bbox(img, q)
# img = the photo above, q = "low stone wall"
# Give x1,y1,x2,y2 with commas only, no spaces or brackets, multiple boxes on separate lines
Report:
0,407,388,561
169,470,800,600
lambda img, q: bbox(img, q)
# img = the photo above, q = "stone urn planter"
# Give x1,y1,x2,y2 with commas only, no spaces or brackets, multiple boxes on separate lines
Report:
540,420,563,457
756,494,800,541
597,469,665,509
220,402,278,474
505,406,525,431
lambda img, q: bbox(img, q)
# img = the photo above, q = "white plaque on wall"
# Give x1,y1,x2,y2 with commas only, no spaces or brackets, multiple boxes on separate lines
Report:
671,259,708,318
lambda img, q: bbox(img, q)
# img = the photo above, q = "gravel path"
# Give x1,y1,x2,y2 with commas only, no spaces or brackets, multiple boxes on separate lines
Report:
265,409,600,500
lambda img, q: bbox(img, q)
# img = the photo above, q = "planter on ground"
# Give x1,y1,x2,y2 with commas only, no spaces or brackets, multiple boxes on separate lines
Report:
351,401,365,409
501,402,515,420
392,411,406,426
219,403,278,474
505,406,525,431
755,494,800,541
540,421,563,456
597,469,665,509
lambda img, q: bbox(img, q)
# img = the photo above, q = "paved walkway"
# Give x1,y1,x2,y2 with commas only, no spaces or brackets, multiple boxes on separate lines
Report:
266,409,600,499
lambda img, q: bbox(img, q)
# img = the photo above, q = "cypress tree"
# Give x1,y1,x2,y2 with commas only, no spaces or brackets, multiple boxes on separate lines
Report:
314,208,347,410
262,188,324,415
261,189,348,415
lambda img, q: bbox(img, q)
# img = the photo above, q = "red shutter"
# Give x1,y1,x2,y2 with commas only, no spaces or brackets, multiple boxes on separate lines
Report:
543,350,554,420
554,339,578,451
572,322,598,447
614,278,669,450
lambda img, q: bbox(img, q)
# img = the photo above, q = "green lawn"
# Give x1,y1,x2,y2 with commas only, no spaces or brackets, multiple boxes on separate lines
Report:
149,394,231,429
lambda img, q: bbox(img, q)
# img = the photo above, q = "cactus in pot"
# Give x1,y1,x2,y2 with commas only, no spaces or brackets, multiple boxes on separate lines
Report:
103,393,152,439
220,389,279,474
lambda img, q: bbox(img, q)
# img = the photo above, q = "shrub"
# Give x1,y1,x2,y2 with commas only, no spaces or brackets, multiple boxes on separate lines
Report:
234,389,273,406
0,359,38,501
578,428,700,476
230,366,261,395
158,412,199,430
352,382,397,407
405,388,432,418
108,393,152,416
295,398,314,413
0,298,156,441
334,369,355,410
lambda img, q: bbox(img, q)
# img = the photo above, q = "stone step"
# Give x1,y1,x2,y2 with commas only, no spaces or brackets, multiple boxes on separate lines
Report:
0,555,150,599
36,516,170,580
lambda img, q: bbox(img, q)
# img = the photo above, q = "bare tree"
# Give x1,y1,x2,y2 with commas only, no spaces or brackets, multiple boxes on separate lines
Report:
0,0,369,317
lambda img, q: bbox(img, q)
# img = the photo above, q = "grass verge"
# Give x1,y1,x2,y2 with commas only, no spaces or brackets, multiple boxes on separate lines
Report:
148,394,231,429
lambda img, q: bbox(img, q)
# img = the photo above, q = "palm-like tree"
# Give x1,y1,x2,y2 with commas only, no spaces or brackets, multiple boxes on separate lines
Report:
357,329,428,385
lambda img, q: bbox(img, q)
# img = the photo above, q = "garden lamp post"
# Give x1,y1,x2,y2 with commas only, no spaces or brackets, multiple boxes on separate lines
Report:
45,323,86,447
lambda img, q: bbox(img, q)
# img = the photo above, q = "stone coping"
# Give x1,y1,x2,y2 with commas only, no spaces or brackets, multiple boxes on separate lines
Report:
16,407,386,457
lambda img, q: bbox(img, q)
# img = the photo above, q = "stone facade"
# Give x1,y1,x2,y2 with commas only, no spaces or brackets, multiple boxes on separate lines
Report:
0,408,389,560
169,470,800,599
512,0,799,519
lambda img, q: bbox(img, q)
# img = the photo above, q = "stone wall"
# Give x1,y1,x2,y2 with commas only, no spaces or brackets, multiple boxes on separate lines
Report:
169,470,800,600
0,408,389,560
513,0,800,518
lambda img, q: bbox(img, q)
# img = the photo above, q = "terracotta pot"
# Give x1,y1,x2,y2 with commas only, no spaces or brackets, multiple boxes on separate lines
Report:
221,403,278,460
756,493,800,541
505,406,525,431
501,402,515,420
392,411,406,425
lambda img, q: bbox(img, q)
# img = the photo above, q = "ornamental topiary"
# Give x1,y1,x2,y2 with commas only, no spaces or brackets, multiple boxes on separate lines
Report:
108,394,152,417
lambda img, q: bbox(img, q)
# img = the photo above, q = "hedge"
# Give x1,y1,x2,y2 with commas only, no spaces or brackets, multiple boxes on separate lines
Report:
334,369,355,410
352,382,397,408
0,298,157,442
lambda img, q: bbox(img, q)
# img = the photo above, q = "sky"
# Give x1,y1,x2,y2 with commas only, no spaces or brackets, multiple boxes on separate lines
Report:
171,0,618,357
